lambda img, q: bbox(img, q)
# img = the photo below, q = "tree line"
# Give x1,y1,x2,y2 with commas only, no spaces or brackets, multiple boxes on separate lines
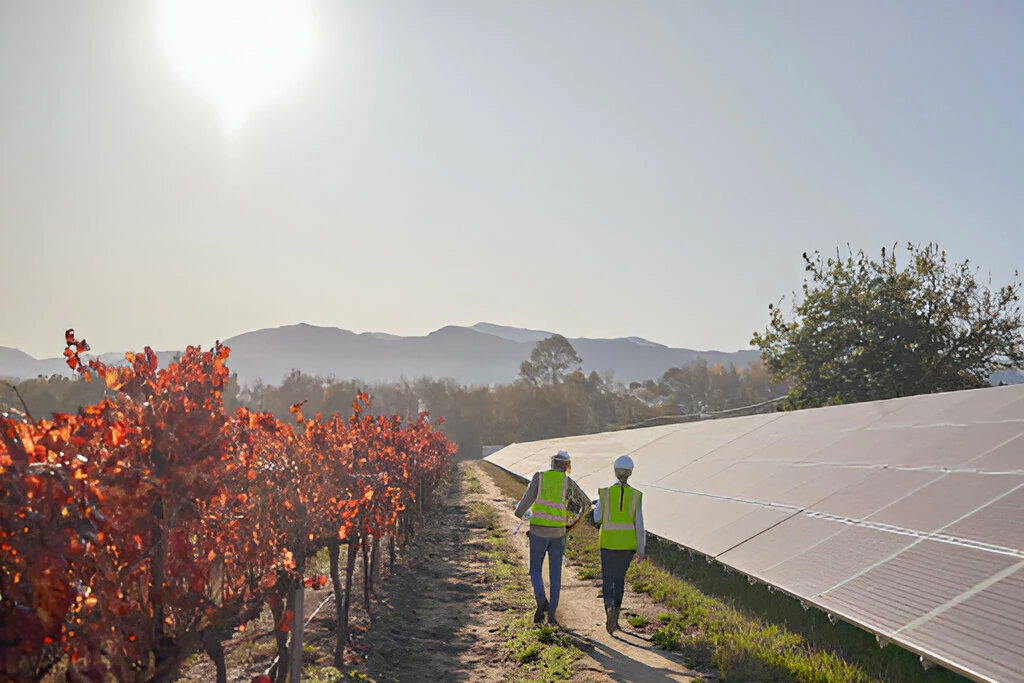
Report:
2,337,783,459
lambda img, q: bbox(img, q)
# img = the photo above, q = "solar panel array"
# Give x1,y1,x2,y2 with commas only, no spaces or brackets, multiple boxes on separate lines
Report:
485,384,1024,683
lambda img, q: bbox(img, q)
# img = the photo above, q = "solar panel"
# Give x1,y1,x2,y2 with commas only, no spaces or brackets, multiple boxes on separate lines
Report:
717,513,839,576
900,564,1024,683
485,383,1024,683
822,541,1019,634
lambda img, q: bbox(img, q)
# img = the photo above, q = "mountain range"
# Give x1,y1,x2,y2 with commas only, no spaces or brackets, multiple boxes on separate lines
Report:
0,323,761,386
5,323,1022,388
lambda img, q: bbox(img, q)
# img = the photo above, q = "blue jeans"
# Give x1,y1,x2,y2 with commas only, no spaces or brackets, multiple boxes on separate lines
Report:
528,532,566,611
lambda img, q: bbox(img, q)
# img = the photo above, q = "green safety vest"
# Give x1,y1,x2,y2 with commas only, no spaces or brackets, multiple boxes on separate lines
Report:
598,484,641,550
529,470,570,528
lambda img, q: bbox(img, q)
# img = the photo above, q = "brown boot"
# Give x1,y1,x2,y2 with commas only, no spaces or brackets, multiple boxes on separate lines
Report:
534,596,548,624
605,607,616,635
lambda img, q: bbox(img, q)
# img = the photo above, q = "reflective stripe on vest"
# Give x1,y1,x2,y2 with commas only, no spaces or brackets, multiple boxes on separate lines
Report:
598,484,640,550
529,470,569,527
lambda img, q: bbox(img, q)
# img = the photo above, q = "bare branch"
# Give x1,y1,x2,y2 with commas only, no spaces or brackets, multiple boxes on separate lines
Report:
1,380,35,422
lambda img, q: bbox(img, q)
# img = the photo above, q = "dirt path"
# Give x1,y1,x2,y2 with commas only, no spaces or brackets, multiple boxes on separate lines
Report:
178,463,698,682
466,461,696,683
360,471,513,683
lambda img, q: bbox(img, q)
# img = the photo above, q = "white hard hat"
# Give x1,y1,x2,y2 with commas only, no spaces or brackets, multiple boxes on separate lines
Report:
613,455,634,470
553,450,571,462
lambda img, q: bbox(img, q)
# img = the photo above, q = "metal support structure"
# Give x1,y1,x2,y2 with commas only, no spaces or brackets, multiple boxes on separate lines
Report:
289,582,305,682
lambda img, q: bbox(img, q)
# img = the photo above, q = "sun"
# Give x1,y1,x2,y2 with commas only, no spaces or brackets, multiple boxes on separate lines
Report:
157,0,314,134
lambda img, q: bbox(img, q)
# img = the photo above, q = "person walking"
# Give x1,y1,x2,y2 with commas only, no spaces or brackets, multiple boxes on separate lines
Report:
595,454,645,635
513,450,591,626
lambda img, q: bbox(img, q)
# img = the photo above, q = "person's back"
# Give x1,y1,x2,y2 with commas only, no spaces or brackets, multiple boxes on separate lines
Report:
595,455,645,634
513,450,591,625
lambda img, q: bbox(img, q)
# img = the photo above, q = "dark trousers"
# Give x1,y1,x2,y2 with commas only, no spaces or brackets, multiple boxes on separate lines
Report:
600,548,635,611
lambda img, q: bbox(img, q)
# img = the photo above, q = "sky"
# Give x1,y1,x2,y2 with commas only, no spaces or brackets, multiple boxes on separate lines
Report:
2,1,1023,359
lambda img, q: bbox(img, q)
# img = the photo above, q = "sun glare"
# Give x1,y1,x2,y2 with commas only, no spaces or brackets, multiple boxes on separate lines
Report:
157,0,314,134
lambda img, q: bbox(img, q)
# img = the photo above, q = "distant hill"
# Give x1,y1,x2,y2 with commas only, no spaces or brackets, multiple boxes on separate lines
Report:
0,323,760,386
0,347,71,380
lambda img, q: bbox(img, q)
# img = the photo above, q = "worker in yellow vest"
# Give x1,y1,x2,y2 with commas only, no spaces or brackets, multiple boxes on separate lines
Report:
514,450,591,626
595,454,645,635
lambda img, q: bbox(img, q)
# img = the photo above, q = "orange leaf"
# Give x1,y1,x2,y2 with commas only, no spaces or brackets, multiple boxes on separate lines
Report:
104,367,125,390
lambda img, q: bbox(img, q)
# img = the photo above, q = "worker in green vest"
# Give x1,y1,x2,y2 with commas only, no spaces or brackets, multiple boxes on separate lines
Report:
514,450,591,626
595,454,645,635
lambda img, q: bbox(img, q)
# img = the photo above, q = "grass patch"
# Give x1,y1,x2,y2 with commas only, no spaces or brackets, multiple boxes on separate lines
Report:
309,544,333,575
652,624,682,651
562,511,601,580
627,614,648,628
467,493,532,612
302,665,374,682
477,459,529,501
468,501,501,531
462,465,484,494
230,639,278,666
502,616,585,682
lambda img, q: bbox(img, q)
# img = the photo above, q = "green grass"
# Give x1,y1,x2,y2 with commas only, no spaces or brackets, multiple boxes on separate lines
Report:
463,465,484,494
230,639,278,666
652,624,682,651
309,544,334,575
476,462,966,683
466,498,533,613
502,617,585,683
477,460,530,501
627,614,648,628
302,665,374,682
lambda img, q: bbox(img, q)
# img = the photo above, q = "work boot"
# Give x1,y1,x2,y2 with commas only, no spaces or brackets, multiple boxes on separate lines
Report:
547,607,559,628
605,607,616,635
534,597,548,624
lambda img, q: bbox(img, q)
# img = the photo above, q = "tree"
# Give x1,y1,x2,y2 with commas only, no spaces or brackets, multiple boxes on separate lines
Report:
518,335,583,385
751,242,1024,410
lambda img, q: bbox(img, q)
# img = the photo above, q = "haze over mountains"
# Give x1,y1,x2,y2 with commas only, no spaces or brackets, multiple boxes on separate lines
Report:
0,323,761,386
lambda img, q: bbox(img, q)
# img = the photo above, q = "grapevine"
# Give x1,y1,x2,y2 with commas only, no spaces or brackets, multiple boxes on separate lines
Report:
0,331,456,683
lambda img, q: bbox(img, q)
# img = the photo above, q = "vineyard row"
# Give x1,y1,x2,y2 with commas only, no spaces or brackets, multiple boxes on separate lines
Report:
1,331,457,683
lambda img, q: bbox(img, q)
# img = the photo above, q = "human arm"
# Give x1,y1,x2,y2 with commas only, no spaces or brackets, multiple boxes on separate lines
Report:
514,472,541,519
635,497,646,559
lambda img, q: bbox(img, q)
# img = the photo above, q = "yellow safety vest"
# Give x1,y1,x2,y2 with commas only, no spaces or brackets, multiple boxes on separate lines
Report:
598,484,641,550
529,470,569,528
